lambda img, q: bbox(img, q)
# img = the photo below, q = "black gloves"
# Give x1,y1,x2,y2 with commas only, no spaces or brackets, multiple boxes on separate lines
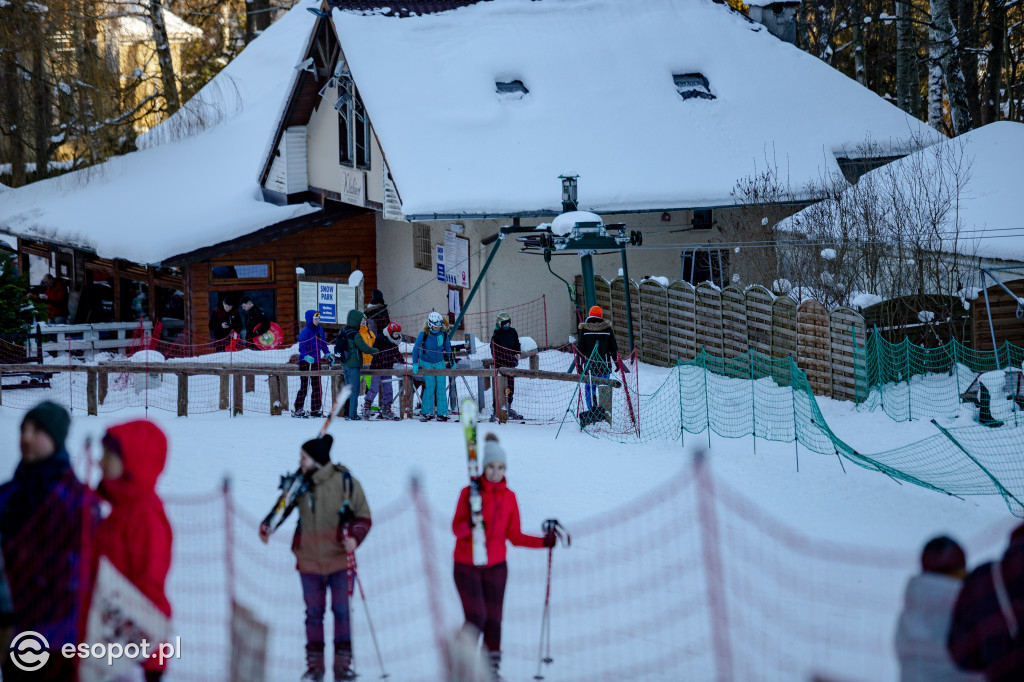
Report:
543,530,557,548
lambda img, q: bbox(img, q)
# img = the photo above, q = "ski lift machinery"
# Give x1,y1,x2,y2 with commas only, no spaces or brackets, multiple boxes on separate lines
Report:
446,176,643,353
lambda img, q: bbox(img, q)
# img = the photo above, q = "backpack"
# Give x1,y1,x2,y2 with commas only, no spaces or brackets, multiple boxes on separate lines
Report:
334,328,356,363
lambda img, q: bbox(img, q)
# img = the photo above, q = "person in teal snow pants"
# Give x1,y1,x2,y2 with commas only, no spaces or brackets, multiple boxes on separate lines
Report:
412,311,453,422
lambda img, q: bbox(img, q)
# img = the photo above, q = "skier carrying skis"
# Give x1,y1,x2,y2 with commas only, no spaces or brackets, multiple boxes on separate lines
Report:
451,433,558,680
575,305,619,417
94,419,173,682
335,310,378,421
295,310,330,418
489,312,523,420
363,322,403,420
413,311,453,421
259,434,372,682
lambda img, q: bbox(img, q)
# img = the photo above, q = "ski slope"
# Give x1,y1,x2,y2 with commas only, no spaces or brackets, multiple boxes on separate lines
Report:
0,376,1017,681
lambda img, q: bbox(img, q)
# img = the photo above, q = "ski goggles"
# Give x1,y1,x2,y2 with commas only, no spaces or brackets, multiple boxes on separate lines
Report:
312,312,320,320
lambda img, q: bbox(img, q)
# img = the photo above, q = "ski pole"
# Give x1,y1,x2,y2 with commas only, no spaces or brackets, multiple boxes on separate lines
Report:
355,572,390,679
341,506,390,679
534,520,571,679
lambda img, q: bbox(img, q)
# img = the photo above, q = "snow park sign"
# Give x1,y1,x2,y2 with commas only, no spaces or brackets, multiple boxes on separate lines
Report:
296,274,362,329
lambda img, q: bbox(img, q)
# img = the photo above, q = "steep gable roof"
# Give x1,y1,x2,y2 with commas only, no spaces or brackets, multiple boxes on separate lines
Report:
332,0,941,218
0,1,321,265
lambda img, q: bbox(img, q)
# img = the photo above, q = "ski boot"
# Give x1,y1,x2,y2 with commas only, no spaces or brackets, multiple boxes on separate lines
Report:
361,402,373,420
379,405,400,421
435,414,448,422
419,413,435,422
301,642,325,682
309,411,325,419
488,650,505,682
506,407,524,420
333,642,356,681
292,409,310,419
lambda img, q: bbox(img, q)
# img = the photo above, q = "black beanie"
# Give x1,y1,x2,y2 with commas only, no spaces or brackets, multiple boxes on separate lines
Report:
302,434,333,466
370,289,385,305
23,401,71,452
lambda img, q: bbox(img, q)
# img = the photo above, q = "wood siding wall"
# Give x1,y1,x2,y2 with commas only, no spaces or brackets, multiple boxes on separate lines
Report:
971,279,1024,351
188,213,377,344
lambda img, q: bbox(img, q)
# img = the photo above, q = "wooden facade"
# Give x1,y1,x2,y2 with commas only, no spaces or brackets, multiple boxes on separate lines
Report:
972,279,1024,351
181,211,377,344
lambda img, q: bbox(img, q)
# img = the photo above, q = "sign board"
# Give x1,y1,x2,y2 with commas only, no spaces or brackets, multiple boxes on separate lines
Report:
317,282,338,324
79,557,172,682
340,167,366,206
298,281,318,320
436,245,445,282
444,231,470,288
383,174,404,221
336,284,357,316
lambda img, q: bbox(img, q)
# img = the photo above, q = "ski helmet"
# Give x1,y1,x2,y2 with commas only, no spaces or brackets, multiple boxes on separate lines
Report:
588,305,603,319
427,311,444,330
495,312,511,330
385,322,402,343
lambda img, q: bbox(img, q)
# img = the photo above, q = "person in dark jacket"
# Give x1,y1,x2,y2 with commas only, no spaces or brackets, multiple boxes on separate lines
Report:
94,420,173,682
948,523,1024,680
235,295,272,344
208,296,238,350
576,305,619,411
259,435,372,682
0,402,96,682
363,289,391,336
295,310,330,417
335,310,377,421
490,312,523,420
363,322,403,420
896,536,981,682
451,434,558,680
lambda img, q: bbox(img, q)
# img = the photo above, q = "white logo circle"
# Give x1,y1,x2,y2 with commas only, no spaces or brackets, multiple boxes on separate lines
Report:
10,631,50,672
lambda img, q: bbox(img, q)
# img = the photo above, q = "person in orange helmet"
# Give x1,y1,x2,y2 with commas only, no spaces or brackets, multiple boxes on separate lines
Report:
576,305,618,412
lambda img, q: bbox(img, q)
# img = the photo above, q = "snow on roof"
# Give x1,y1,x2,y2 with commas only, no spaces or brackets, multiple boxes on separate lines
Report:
110,1,205,42
0,1,320,265
784,121,1024,263
332,0,939,218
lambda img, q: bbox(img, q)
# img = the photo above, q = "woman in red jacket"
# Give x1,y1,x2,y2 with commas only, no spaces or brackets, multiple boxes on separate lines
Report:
451,433,556,680
97,420,173,681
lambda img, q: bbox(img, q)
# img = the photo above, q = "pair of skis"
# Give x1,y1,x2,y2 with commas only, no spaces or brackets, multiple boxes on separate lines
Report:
460,397,489,566
261,385,353,535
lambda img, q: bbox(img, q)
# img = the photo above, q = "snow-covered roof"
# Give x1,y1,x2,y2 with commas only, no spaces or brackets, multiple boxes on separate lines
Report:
783,121,1024,263
0,1,320,265
332,0,940,218
110,1,205,42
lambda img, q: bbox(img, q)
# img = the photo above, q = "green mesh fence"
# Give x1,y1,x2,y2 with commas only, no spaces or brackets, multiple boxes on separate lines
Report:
571,347,1024,517
862,335,1024,422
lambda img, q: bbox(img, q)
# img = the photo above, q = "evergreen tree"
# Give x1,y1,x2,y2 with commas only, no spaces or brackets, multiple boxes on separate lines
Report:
0,251,44,335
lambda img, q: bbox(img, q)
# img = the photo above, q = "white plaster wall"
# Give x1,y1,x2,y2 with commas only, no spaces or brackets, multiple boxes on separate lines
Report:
375,210,732,346
306,83,385,205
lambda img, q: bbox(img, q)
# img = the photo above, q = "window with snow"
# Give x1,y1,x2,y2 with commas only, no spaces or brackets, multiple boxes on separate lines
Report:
495,80,529,101
673,73,715,101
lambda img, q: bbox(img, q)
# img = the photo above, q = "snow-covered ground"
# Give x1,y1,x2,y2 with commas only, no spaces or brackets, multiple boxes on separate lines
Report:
1,377,1018,680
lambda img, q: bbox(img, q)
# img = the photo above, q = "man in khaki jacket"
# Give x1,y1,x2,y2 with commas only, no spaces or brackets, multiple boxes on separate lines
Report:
280,434,372,682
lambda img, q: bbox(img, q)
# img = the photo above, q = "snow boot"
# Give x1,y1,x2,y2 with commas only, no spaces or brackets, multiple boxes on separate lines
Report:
506,407,524,420
361,402,373,420
380,405,399,421
420,413,435,422
301,642,325,682
333,642,356,681
435,414,448,422
292,409,310,418
488,650,504,681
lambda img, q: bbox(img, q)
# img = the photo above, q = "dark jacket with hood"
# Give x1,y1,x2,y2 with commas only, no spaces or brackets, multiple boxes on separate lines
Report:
336,309,377,369
364,289,390,334
208,302,237,342
490,326,521,369
298,309,329,361
370,327,402,371
948,525,1024,680
576,315,618,371
0,448,95,645
236,301,271,340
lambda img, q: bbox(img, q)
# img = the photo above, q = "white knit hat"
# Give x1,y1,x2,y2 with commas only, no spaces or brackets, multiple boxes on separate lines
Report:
482,438,507,470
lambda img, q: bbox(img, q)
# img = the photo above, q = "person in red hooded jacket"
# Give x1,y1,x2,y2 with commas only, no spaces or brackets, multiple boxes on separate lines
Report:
451,433,559,681
96,420,173,682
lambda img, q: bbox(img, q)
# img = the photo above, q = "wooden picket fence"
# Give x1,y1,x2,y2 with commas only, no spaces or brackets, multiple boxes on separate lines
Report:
576,276,868,401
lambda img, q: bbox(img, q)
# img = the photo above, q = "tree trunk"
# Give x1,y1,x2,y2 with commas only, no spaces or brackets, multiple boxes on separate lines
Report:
32,29,51,181
896,0,917,114
955,0,981,125
932,0,974,134
1,45,26,186
149,0,180,116
853,0,867,85
928,6,945,131
981,0,1005,124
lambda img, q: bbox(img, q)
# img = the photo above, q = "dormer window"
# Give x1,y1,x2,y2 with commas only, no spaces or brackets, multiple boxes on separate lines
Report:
496,80,529,101
673,73,715,101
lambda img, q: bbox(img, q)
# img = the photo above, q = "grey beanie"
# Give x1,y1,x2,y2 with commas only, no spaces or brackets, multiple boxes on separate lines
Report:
482,439,507,470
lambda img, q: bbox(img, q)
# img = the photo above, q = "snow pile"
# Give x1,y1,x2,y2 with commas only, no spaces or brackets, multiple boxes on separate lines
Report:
348,269,364,288
820,248,837,260
332,0,936,216
979,370,1008,403
850,292,883,310
643,276,670,286
0,1,321,264
917,311,936,323
128,350,165,364
551,211,602,236
773,279,792,294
